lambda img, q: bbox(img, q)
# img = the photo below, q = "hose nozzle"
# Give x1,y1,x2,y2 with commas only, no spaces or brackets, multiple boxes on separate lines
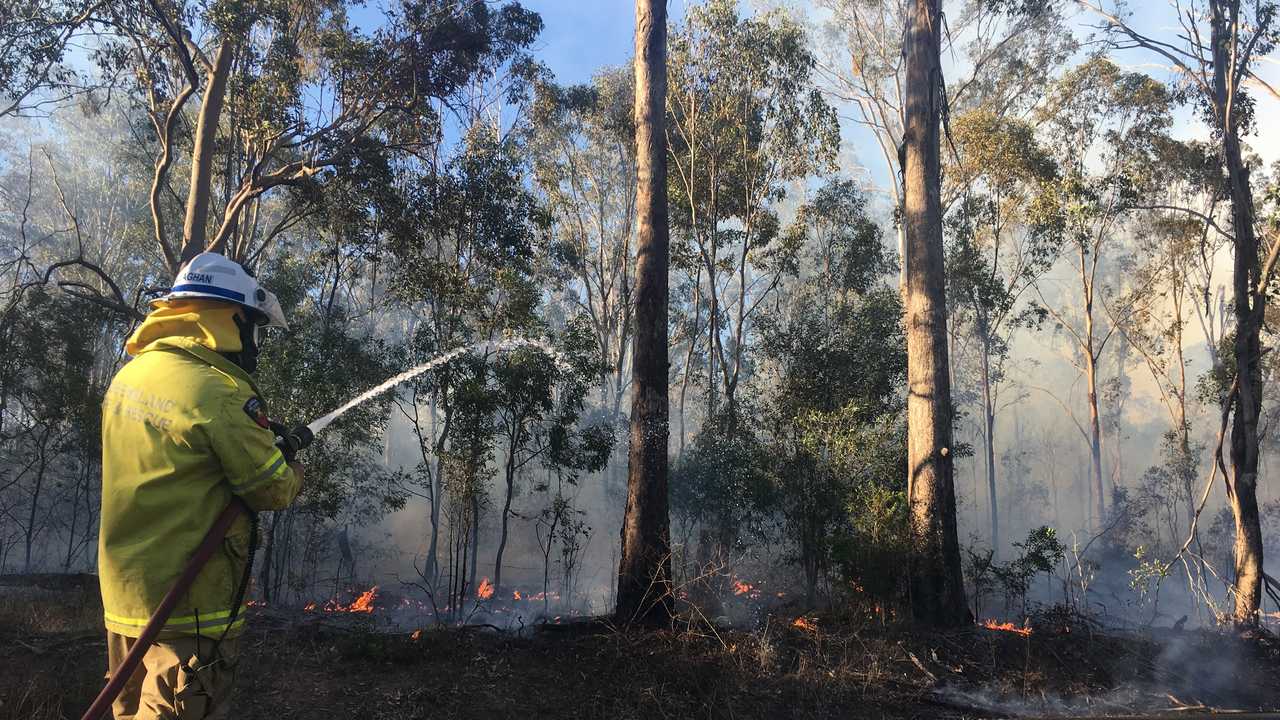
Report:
272,423,314,462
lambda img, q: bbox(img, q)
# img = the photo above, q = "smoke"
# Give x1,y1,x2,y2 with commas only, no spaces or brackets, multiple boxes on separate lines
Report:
356,396,627,621
933,626,1271,717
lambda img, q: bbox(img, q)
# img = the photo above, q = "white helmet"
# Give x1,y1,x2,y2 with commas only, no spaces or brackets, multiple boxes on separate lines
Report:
154,252,288,328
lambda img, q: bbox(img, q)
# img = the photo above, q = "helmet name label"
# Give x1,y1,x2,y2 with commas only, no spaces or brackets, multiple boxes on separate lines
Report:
157,252,287,328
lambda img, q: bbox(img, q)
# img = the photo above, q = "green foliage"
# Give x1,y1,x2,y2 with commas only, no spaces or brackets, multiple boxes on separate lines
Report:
825,419,911,609
1,287,111,431
0,286,120,571
1127,544,1170,607
254,252,403,522
945,110,1061,335
751,179,908,606
967,527,1065,616
0,0,97,117
1035,57,1176,228
666,0,841,414
667,0,841,223
671,408,774,548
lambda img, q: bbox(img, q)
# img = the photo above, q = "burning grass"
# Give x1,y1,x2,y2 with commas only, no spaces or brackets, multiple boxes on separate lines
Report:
791,616,818,632
981,618,1033,637
302,585,380,613
5,579,1280,720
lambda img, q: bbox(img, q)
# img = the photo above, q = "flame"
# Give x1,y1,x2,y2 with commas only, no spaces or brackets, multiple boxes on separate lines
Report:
477,577,495,600
792,616,817,632
732,580,753,596
306,586,379,613
346,586,379,613
410,629,422,641
981,619,1032,637
513,590,522,601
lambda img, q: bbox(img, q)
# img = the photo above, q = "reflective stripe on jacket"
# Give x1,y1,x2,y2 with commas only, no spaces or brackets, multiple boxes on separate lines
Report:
99,299,301,639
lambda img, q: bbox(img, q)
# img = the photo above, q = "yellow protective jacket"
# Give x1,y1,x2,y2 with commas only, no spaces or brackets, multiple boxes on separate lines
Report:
99,299,301,639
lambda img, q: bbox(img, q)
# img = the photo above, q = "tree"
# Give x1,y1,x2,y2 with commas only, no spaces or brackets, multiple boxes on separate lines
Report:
1115,138,1224,537
530,72,638,420
945,110,1059,554
525,319,614,612
759,179,905,605
0,288,113,572
616,0,673,626
666,0,839,422
0,0,107,120
901,0,968,626
1030,57,1173,528
251,248,403,603
816,0,1075,288
490,329,612,596
11,0,541,324
388,121,546,602
1078,0,1280,625
669,406,771,605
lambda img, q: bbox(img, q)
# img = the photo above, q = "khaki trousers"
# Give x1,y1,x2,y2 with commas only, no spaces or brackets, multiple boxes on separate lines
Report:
105,631,239,720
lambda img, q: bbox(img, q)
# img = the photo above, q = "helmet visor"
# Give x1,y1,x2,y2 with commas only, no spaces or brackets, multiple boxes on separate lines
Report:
255,287,288,329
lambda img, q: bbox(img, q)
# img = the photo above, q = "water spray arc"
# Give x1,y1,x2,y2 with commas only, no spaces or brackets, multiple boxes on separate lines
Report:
307,337,569,436
82,337,565,720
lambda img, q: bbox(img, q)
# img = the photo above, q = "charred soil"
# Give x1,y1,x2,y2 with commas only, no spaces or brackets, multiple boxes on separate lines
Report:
4,579,1280,719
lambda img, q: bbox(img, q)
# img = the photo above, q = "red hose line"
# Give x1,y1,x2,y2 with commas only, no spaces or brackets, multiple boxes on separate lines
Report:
81,500,246,720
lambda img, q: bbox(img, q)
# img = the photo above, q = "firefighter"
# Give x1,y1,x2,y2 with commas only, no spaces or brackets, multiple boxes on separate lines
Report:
98,252,303,719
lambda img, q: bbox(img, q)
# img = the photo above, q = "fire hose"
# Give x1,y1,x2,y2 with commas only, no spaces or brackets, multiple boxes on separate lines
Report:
80,425,313,720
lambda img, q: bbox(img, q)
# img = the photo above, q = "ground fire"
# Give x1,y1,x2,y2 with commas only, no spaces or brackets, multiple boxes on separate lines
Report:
301,586,379,614
980,619,1032,637
792,617,817,632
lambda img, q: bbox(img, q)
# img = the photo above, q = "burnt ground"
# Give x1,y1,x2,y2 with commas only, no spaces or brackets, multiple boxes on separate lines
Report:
5,575,1280,719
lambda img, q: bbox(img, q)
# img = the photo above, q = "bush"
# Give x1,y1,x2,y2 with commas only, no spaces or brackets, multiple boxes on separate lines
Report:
967,526,1065,617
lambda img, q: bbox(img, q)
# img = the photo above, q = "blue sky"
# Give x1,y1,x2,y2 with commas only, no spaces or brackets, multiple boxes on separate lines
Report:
517,1,641,84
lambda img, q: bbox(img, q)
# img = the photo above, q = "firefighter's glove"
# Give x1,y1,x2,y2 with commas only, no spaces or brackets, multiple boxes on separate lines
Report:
272,422,314,463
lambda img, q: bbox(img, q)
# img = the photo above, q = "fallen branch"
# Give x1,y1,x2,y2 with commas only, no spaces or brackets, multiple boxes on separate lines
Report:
902,645,938,685
1,632,102,656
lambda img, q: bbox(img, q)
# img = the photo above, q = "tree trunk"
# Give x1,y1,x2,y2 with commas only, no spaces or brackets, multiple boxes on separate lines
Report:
616,0,674,627
24,430,51,573
1084,344,1105,525
901,0,969,627
1174,285,1194,530
494,427,521,594
1213,0,1264,626
469,492,480,598
180,39,233,264
979,330,998,556
1079,240,1107,527
427,454,444,584
258,512,277,602
63,460,83,571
